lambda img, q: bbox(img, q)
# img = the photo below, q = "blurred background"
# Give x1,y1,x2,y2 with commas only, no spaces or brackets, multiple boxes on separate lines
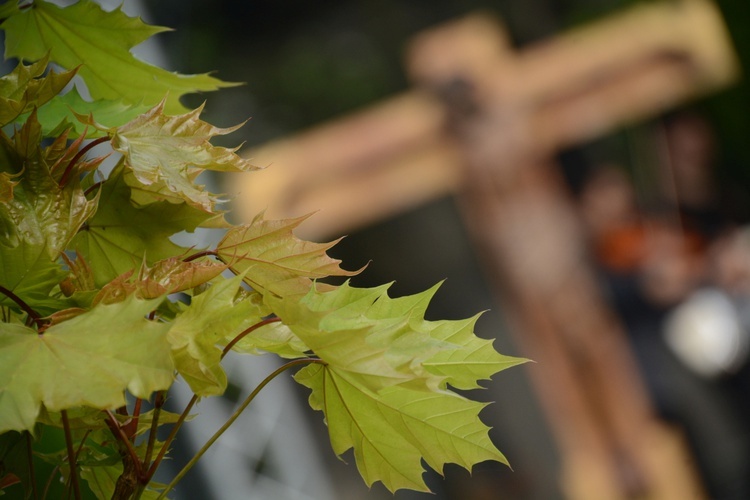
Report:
126,0,750,498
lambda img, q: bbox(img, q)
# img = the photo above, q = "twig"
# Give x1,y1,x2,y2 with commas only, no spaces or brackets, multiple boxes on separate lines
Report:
156,358,325,499
25,432,38,500
104,410,144,480
182,250,218,263
0,284,44,329
60,411,81,500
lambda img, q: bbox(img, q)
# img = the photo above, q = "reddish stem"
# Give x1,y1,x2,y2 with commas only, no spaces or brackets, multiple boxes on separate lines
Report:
0,284,44,329
61,410,81,500
84,181,103,197
60,136,109,187
182,250,219,263
142,392,165,473
105,410,145,481
146,318,282,482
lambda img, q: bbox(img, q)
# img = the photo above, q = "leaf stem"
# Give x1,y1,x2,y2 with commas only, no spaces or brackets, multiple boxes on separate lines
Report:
0,284,44,329
222,317,282,357
143,392,164,469
60,410,81,500
145,395,197,481
105,410,144,480
60,136,109,187
156,358,325,500
83,181,103,198
25,432,38,500
146,317,293,484
182,249,218,262
42,465,60,500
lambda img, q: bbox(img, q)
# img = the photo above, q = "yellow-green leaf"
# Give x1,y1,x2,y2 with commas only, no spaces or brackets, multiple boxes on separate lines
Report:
272,282,449,392
0,296,173,433
88,100,256,211
296,364,507,493
167,275,266,396
16,87,151,137
228,320,309,359
282,281,522,492
0,240,68,316
0,55,77,126
1,0,235,112
217,212,360,297
71,162,216,287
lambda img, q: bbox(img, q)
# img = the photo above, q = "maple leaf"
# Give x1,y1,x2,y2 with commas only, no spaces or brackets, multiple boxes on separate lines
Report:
276,282,522,492
0,296,173,433
344,281,528,390
217,212,360,297
167,275,268,396
0,55,77,126
271,282,450,391
228,320,310,359
80,100,257,211
0,241,69,316
1,0,236,113
71,162,216,287
93,256,227,305
0,112,98,258
422,314,528,390
17,87,151,138
296,364,507,493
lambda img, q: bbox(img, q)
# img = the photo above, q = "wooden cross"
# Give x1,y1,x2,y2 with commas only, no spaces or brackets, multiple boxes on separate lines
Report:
229,0,738,497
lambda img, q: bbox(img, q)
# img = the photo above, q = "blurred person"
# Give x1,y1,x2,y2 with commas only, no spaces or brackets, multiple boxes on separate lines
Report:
576,111,750,498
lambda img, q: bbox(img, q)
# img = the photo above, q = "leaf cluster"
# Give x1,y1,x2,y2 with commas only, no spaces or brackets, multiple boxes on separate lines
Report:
0,1,526,498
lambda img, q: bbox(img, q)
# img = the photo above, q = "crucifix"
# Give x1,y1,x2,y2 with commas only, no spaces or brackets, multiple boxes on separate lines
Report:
229,0,739,497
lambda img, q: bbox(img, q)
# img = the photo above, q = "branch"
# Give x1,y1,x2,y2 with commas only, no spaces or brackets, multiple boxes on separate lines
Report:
105,410,144,481
182,250,218,263
156,358,325,500
60,410,81,500
24,432,38,500
0,284,44,329
143,392,164,469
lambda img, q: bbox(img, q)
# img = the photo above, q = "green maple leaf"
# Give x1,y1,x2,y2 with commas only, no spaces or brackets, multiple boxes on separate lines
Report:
279,282,522,492
271,282,448,391
0,112,98,258
71,162,215,287
80,100,257,212
167,275,268,396
228,320,310,359
351,281,528,390
1,0,235,113
296,364,507,493
422,314,528,390
0,55,77,126
0,296,173,433
17,87,151,137
0,240,68,316
217,212,360,297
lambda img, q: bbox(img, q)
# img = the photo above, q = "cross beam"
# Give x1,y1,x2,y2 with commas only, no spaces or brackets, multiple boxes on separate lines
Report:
232,0,737,240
